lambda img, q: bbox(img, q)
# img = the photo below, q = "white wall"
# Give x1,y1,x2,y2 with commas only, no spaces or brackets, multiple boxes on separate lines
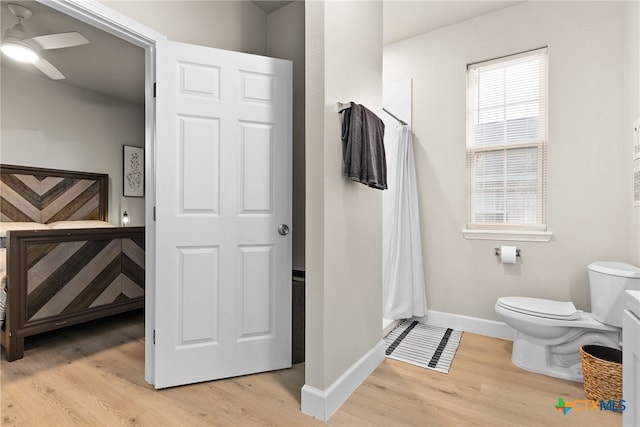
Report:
267,1,306,271
626,0,640,266
1,66,145,225
101,0,268,55
384,1,629,321
304,0,383,418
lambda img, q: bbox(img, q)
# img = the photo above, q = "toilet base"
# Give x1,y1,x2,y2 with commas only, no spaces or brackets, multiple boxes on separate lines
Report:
511,329,620,383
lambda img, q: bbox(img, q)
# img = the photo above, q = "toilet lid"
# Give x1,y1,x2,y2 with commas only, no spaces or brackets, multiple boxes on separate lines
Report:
588,262,640,279
497,297,580,320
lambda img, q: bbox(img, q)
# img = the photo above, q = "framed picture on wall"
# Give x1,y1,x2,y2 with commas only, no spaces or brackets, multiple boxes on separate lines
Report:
123,145,144,197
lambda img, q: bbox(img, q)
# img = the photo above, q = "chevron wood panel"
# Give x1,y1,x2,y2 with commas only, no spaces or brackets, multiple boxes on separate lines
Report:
0,180,41,222
26,238,145,322
0,164,108,224
90,277,126,308
26,240,86,294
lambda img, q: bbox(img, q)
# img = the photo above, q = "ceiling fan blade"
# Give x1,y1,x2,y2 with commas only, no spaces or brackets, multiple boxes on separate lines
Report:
28,32,89,50
33,57,65,80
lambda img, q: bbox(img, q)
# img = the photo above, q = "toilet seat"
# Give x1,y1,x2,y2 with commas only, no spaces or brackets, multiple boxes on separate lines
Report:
496,297,581,320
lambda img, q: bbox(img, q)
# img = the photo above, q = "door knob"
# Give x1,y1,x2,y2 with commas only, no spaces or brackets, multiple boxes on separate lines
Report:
278,224,289,236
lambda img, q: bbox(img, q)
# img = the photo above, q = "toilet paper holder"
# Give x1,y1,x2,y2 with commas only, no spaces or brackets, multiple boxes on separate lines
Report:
495,247,521,257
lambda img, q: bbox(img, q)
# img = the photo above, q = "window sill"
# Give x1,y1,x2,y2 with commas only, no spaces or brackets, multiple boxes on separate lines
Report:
461,229,553,242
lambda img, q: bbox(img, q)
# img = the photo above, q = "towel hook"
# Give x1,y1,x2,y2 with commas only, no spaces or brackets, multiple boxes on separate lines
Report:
335,102,352,112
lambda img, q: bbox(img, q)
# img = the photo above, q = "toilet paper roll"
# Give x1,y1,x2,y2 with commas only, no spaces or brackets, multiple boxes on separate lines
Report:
500,245,517,264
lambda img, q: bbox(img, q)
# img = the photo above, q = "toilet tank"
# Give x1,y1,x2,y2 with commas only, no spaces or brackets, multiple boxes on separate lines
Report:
588,262,640,327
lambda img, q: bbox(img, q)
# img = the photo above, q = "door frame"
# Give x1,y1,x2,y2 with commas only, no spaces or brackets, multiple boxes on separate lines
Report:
38,0,165,385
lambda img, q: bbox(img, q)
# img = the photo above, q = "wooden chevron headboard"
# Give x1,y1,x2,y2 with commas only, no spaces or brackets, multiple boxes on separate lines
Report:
0,164,108,223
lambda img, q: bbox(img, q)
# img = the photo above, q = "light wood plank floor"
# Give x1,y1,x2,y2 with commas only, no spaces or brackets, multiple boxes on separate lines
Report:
1,311,622,426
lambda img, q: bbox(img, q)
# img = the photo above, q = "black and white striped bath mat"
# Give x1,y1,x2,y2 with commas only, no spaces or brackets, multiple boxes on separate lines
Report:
384,320,463,373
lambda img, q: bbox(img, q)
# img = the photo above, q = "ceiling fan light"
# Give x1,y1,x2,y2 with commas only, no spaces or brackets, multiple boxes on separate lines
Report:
1,41,38,63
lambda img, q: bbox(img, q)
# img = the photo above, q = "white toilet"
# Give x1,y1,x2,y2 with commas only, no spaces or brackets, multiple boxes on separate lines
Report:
495,261,640,382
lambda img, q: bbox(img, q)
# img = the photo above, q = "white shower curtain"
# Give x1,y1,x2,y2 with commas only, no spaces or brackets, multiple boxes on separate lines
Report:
383,125,428,319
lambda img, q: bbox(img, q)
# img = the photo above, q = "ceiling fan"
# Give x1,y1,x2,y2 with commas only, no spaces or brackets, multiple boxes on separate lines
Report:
1,3,89,80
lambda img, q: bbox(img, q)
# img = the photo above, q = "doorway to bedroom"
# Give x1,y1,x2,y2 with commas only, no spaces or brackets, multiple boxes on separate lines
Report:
1,0,297,391
0,0,147,359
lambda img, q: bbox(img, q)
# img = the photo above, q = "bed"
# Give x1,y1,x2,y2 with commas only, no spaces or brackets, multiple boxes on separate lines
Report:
0,164,144,361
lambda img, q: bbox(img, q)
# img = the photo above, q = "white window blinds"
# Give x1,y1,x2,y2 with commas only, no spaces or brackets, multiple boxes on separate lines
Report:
466,47,548,229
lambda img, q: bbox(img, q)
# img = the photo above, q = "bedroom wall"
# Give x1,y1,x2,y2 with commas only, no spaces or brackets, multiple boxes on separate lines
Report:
267,1,306,271
0,66,145,226
383,1,629,321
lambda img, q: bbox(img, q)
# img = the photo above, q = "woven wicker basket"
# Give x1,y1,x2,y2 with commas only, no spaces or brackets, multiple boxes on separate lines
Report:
580,345,622,408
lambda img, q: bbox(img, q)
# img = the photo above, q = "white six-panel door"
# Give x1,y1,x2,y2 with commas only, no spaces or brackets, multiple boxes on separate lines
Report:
154,40,292,388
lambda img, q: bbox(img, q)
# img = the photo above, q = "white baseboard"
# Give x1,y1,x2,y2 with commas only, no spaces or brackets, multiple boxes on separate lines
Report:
301,312,512,421
301,340,385,421
413,310,514,341
382,318,401,337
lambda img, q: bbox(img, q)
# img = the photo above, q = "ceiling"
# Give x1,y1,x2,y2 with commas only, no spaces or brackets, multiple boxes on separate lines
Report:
1,1,522,105
0,0,145,104
383,1,523,45
252,1,295,14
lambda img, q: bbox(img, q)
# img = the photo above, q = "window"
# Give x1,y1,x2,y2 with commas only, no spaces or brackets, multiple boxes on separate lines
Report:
465,48,548,237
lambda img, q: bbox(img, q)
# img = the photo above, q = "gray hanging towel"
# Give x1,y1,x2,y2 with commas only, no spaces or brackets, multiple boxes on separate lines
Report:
341,103,387,190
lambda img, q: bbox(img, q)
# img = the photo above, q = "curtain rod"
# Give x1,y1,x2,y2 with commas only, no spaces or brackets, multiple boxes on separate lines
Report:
337,102,408,126
467,46,548,69
382,108,408,126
